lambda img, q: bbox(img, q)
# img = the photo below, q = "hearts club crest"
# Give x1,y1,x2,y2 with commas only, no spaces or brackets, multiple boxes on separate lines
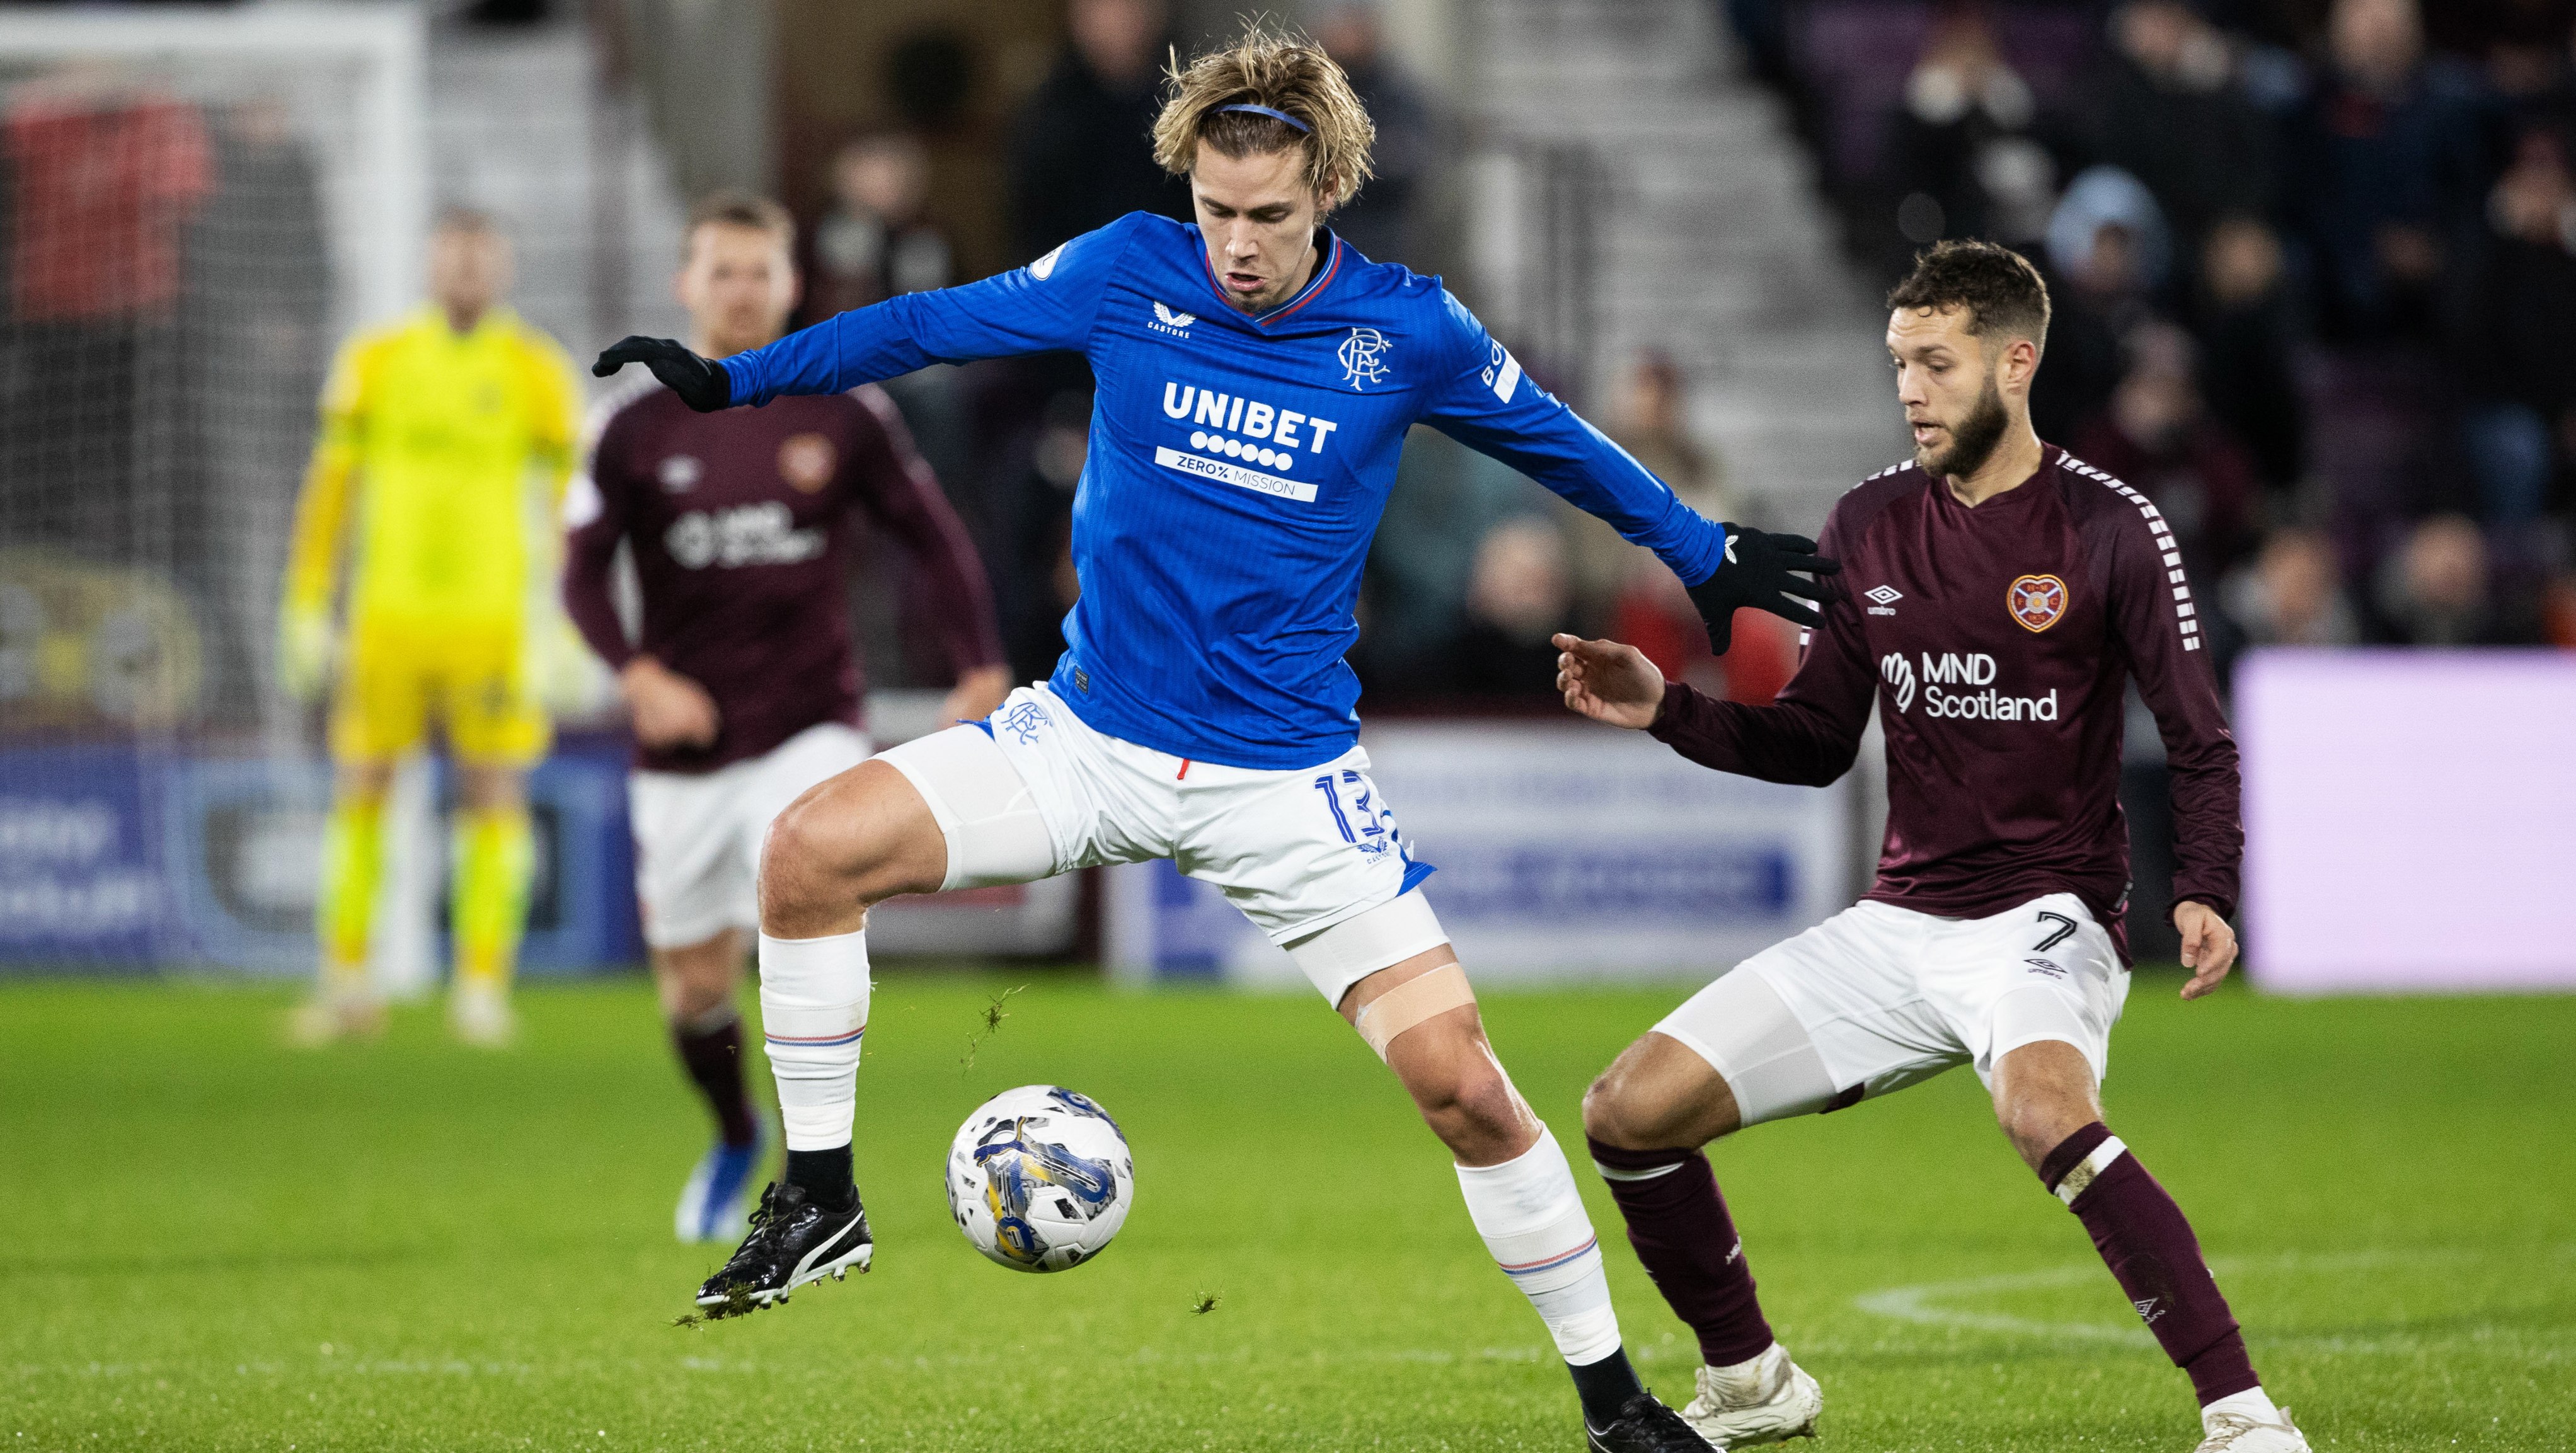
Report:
778,432,837,493
2008,574,2067,632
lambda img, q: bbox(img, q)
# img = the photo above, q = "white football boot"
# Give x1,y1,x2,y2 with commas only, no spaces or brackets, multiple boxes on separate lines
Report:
287,982,387,1047
448,980,518,1048
1679,1341,1822,1447
2194,1406,2311,1451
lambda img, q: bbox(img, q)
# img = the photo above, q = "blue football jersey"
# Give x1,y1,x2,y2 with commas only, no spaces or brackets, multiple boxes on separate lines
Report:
725,211,1728,769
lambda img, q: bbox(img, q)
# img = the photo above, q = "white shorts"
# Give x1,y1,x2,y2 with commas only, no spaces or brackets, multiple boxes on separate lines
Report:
628,722,870,950
877,684,1443,1003
1653,892,2130,1127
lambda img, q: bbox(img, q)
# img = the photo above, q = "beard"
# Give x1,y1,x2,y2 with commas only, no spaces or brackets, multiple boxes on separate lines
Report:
1916,368,2011,480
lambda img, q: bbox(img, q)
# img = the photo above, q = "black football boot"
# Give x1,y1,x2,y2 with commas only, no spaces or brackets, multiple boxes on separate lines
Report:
694,1181,873,1315
1586,1391,1722,1452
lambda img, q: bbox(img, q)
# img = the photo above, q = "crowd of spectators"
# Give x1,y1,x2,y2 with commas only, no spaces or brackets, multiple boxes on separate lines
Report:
1742,0,2576,678
825,0,2576,716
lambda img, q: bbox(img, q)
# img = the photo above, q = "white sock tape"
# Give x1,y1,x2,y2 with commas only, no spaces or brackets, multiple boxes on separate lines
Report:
1590,1157,1687,1183
1456,1127,1624,1364
2053,1134,2128,1207
758,929,871,1151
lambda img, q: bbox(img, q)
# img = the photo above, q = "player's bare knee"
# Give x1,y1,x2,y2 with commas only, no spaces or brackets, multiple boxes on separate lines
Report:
1389,1019,1525,1143
652,936,737,1024
756,796,858,932
333,761,395,805
1580,1037,1711,1151
1579,1071,1642,1149
1581,1068,1682,1151
1994,1084,2095,1166
1992,1039,2102,1164
773,762,948,918
661,970,729,1026
457,765,526,812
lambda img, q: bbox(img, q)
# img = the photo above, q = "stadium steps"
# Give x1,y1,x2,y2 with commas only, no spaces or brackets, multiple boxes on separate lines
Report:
1464,0,1906,527
426,14,688,361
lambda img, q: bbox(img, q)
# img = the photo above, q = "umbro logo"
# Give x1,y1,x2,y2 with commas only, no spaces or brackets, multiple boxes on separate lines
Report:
2134,1297,2166,1324
1151,301,1197,337
1865,583,1901,616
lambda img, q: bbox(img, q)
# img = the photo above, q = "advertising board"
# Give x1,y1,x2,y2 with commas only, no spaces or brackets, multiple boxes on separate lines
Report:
2240,649,2576,993
1107,720,1852,989
0,741,641,976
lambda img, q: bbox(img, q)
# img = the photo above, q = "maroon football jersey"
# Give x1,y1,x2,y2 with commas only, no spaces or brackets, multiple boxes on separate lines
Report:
1650,445,2241,951
564,379,1003,774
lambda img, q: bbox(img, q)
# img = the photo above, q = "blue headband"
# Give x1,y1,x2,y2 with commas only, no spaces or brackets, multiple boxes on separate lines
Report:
1218,103,1311,134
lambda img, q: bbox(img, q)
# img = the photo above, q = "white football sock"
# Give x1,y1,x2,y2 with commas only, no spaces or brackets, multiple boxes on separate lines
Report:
757,929,870,1151
2202,1387,2283,1427
1454,1123,1624,1365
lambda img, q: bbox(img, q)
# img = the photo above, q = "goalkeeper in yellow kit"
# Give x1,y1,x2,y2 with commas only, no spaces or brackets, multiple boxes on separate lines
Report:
279,209,583,1047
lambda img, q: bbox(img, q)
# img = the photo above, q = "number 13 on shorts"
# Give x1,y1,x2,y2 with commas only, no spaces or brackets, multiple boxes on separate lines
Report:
1314,769,1403,860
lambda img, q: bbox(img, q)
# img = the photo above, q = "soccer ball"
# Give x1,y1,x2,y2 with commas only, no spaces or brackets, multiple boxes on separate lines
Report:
946,1084,1136,1273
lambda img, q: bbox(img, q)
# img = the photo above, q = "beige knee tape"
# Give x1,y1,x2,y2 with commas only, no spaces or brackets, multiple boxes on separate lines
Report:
1353,962,1476,1059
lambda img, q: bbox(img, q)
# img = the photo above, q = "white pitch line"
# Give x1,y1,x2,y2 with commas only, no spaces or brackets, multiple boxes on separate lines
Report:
1853,1247,2576,1360
1855,1263,2152,1347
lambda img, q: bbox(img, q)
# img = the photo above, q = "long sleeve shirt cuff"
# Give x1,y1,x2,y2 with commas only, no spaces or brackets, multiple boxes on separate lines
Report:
1645,679,1709,747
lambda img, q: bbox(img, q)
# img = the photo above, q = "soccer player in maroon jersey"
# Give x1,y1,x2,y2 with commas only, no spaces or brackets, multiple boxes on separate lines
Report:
1553,241,2310,1453
562,193,1009,1243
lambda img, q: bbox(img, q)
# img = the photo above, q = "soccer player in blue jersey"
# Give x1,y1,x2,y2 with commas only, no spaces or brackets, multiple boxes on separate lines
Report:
595,26,1834,1449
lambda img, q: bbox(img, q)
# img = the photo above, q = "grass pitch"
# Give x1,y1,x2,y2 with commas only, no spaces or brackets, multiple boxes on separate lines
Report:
2,972,2570,1451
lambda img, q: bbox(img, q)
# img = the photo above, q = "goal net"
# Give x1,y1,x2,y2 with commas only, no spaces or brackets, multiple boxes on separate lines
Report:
0,4,431,973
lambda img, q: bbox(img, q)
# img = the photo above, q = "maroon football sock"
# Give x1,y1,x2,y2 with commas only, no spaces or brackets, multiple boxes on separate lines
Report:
2040,1122,2260,1404
1587,1137,1776,1367
673,1011,759,1148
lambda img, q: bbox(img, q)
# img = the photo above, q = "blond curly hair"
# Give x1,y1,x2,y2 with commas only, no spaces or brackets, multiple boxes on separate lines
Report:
1150,22,1376,207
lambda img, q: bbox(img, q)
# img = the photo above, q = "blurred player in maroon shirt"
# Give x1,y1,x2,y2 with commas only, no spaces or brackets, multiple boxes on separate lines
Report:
563,193,1008,1244
1555,242,2309,1453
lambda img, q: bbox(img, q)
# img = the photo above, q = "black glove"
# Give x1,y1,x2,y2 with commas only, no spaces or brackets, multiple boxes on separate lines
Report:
1685,525,1844,654
592,336,731,412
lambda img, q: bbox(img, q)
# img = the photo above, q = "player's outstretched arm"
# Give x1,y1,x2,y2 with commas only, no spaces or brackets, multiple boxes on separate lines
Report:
2174,900,2240,1000
592,336,732,412
1577,498,1877,786
1682,525,1844,655
1417,299,1841,635
606,219,1141,412
1552,634,1665,730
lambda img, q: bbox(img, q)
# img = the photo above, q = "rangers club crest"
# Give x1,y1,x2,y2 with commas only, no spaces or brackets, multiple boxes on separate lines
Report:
2008,574,2067,632
1338,327,1391,390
